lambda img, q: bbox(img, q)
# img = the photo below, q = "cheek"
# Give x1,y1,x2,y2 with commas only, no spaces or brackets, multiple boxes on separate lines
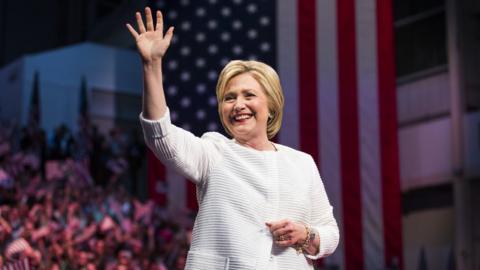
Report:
256,101,270,118
220,106,227,119
220,103,233,119
220,107,231,125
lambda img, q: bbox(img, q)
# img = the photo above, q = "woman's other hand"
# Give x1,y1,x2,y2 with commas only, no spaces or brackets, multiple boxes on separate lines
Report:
266,219,308,248
126,7,174,64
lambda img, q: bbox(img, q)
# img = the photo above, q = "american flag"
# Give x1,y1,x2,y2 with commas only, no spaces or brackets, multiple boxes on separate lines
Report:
3,238,32,270
151,0,275,136
1,258,30,270
145,0,403,269
146,0,275,211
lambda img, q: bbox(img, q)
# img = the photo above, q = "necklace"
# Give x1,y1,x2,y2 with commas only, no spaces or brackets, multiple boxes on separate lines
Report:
234,139,278,151
271,142,278,151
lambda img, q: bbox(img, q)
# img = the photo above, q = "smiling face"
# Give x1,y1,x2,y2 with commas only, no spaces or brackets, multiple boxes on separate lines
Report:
216,60,285,140
220,72,270,142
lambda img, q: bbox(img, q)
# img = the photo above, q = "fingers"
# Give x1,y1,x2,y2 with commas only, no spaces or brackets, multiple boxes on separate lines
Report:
267,219,305,247
275,237,295,247
164,27,174,45
266,219,289,232
131,8,169,35
145,7,154,32
125,24,139,40
135,12,146,34
156,10,164,35
272,226,292,238
272,228,295,247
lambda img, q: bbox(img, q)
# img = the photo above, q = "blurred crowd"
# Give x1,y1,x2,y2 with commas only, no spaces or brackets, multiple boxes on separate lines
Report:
0,121,193,269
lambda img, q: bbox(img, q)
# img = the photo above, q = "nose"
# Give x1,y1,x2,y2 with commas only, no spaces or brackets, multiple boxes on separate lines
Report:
233,98,246,111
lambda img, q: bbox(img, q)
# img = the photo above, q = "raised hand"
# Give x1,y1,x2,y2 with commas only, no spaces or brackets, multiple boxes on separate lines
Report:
126,7,174,64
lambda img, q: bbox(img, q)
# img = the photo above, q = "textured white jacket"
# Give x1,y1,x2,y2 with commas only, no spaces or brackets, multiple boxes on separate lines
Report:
140,108,339,270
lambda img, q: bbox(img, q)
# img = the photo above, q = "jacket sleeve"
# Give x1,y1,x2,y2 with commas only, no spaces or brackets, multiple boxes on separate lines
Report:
305,156,340,260
139,108,222,185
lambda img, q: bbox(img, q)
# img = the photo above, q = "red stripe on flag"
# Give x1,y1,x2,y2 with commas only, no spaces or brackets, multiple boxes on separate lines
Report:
376,0,403,268
337,0,364,269
186,180,198,211
147,149,167,206
297,1,323,266
297,0,319,163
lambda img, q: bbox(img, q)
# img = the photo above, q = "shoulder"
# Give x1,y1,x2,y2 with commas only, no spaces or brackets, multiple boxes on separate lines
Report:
276,143,314,162
276,144,320,184
199,131,232,150
201,131,229,142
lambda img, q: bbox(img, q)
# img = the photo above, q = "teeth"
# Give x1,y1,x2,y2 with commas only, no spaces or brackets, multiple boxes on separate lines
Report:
234,114,251,120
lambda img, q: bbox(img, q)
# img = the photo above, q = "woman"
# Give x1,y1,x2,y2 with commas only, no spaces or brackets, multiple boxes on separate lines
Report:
127,7,339,269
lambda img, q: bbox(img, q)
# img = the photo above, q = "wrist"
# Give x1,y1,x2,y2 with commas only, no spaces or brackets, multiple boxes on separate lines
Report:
298,223,309,245
295,223,318,255
143,58,163,69
304,227,319,255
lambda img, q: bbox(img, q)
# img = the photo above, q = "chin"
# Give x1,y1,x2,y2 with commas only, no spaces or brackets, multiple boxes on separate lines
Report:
230,129,248,138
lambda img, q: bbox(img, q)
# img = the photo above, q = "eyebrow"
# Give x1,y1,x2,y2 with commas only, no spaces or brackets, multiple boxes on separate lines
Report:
225,88,256,95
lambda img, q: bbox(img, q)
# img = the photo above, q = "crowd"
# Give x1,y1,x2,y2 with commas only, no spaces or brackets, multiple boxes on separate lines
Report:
0,121,193,269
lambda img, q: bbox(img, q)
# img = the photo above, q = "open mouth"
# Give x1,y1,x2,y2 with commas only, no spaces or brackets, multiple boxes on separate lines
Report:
231,113,254,123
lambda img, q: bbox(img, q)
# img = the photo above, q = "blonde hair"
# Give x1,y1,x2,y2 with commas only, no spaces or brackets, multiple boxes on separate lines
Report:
216,60,284,139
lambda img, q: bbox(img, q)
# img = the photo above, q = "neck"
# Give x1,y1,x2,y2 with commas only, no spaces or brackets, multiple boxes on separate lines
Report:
234,136,276,151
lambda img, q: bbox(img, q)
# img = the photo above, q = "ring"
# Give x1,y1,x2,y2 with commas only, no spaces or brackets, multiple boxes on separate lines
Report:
277,235,285,241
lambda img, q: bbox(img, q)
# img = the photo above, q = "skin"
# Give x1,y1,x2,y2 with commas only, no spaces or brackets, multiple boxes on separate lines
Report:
266,220,320,255
126,7,319,255
221,73,274,151
126,7,173,120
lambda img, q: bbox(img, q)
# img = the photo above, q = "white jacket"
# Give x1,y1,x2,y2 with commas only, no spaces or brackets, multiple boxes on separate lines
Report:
140,108,339,270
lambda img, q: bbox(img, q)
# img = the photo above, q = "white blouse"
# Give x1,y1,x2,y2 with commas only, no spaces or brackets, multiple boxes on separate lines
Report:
140,108,339,270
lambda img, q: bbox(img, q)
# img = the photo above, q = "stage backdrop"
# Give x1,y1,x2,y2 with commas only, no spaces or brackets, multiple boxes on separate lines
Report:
145,0,402,269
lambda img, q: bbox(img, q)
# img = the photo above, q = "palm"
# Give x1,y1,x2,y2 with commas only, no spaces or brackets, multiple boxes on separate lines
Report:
136,32,170,62
126,8,174,63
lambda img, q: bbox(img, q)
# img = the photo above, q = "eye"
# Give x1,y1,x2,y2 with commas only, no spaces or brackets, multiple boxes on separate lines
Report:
245,92,256,98
223,95,235,102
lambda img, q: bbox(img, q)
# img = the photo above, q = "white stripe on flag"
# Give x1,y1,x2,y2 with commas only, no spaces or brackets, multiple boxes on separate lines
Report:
355,0,385,268
316,0,344,268
277,0,300,149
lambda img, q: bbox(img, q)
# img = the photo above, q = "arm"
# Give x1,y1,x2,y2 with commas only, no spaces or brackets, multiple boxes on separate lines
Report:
267,157,340,258
128,8,221,183
0,216,12,234
126,7,173,120
305,158,340,259
140,110,221,184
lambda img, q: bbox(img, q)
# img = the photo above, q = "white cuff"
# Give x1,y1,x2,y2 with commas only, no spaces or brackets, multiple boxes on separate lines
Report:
139,108,172,139
304,225,335,260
